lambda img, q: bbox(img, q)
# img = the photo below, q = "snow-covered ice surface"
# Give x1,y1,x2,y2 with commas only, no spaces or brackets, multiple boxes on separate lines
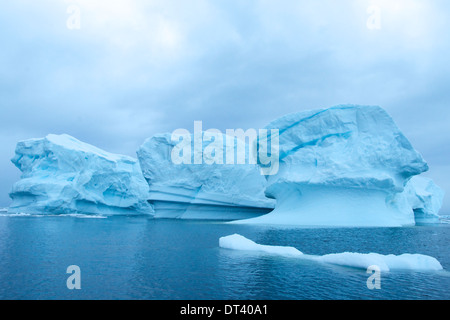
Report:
137,133,275,219
236,105,443,227
219,234,443,272
8,134,153,216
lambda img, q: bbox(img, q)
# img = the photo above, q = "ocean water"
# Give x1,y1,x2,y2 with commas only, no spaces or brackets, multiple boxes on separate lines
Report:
0,215,449,300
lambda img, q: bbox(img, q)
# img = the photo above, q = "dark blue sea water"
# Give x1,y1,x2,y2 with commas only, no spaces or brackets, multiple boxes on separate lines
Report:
0,215,449,300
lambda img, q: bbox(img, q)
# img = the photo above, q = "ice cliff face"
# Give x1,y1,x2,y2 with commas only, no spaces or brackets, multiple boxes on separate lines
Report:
237,105,439,226
9,134,153,216
137,133,275,219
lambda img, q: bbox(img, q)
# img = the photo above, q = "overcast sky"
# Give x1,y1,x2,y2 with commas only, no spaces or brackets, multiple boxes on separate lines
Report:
1,0,449,213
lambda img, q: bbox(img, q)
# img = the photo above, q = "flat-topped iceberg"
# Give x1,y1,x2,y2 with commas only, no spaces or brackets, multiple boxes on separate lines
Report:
137,132,275,219
236,105,442,226
219,234,443,272
8,134,153,216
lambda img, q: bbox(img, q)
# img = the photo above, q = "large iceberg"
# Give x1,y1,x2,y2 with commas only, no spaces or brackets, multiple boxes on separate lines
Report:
219,234,443,272
8,134,153,216
235,105,442,227
137,132,275,219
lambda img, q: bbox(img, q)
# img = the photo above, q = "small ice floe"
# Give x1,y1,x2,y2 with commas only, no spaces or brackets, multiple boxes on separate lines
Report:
219,234,443,272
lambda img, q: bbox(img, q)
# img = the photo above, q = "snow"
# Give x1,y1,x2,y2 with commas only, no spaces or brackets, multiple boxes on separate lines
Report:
316,252,443,272
219,234,443,272
236,105,440,227
219,233,303,257
8,134,153,216
0,212,106,218
137,133,275,219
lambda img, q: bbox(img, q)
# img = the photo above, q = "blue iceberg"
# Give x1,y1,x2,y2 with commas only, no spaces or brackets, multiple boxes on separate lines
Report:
137,133,275,219
8,134,153,216
236,105,443,226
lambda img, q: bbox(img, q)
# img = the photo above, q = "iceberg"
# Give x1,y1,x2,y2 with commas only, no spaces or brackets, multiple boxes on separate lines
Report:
235,105,440,227
137,132,275,219
8,134,153,216
399,176,444,224
219,234,443,272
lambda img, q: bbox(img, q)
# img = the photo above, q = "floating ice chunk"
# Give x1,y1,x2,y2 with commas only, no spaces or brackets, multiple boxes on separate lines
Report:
315,252,443,272
0,212,40,217
219,233,303,257
219,234,443,272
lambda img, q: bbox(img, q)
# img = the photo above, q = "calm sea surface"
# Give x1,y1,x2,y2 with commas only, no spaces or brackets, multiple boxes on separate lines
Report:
0,215,449,300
